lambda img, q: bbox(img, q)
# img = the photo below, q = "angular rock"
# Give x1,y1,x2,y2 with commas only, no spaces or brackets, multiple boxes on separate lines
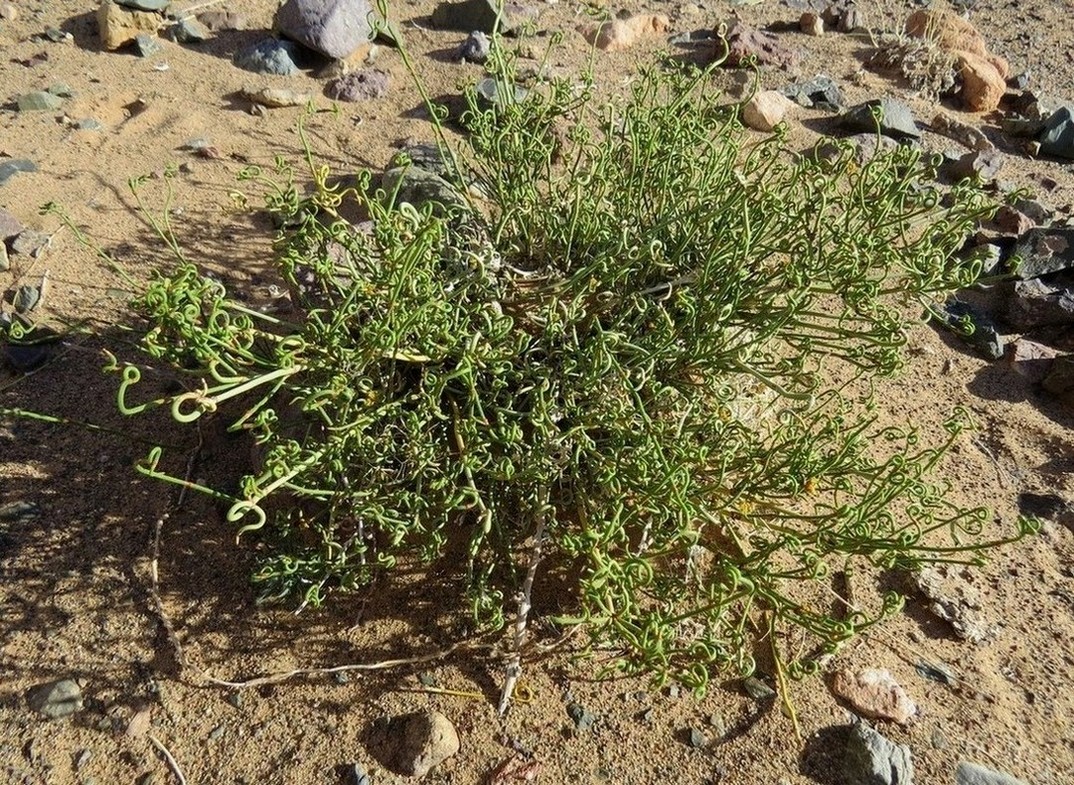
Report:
955,762,1029,785
234,39,300,75
11,230,50,257
457,30,490,63
134,33,162,56
1039,106,1074,160
829,668,917,724
243,87,315,108
1007,277,1074,329
780,75,842,110
843,721,914,785
197,10,249,31
955,50,1006,113
474,77,527,110
799,12,823,36
839,98,920,140
1042,355,1074,396
116,0,169,10
742,90,795,132
274,0,375,60
326,69,390,102
584,14,669,52
0,208,24,241
1006,338,1058,384
431,0,538,35
1010,227,1074,280
0,159,37,186
719,19,800,70
97,0,163,51
941,299,1004,360
170,17,210,43
369,711,460,778
16,91,63,111
931,112,995,152
380,167,467,214
915,565,998,642
26,679,83,718
947,149,1003,182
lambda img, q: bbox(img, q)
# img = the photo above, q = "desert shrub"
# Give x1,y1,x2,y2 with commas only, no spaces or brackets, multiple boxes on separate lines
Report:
104,55,1034,703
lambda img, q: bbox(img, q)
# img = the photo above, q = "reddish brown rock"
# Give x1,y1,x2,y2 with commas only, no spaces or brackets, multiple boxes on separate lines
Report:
719,19,801,71
955,49,1006,113
584,14,669,52
830,668,917,724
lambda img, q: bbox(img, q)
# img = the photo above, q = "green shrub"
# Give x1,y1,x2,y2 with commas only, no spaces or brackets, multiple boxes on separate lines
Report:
106,55,1034,703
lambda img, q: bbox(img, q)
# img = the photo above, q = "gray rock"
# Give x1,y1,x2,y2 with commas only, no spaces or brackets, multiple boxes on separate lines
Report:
687,727,707,748
369,711,460,778
1039,106,1074,160
567,702,597,731
48,82,73,98
780,74,842,110
839,98,920,140
380,166,467,215
171,18,210,43
843,721,914,785
940,300,1004,360
11,230,50,257
955,762,1028,785
457,30,490,63
197,10,249,31
25,679,83,718
474,76,527,110
76,118,104,131
1010,227,1074,280
234,39,300,76
946,149,1003,182
0,159,37,186
389,143,454,179
742,676,776,701
13,284,41,314
326,69,390,101
16,91,63,111
1007,276,1074,329
0,208,24,241
116,0,169,10
275,0,375,60
43,27,71,43
344,763,371,785
134,33,162,56
432,0,539,34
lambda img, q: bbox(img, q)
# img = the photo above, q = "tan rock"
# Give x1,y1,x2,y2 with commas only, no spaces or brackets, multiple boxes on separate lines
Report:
742,90,795,132
955,49,1006,113
799,12,823,36
97,0,163,51
905,8,988,58
0,3,17,21
830,668,917,724
583,13,670,52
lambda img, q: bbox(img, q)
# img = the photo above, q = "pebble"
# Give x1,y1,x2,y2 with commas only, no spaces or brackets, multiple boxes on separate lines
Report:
780,74,842,110
116,0,170,10
233,39,300,76
25,679,83,718
687,727,708,748
829,668,917,724
326,69,390,102
11,229,50,257
0,243,8,272
0,208,24,241
126,707,152,737
134,33,162,56
947,149,1003,182
742,676,776,701
76,118,104,131
0,158,38,186
584,14,670,52
0,3,17,21
48,82,73,98
0,500,42,522
344,763,372,785
208,724,225,741
98,0,165,51
474,77,527,110
1042,355,1074,396
457,30,490,63
955,762,1029,785
369,710,460,778
799,12,823,36
839,98,920,140
915,565,998,643
170,17,210,43
567,702,597,731
720,19,801,71
431,0,539,35
16,91,63,111
941,299,1005,360
843,721,914,785
13,284,41,313
742,90,796,132
275,0,376,60
243,87,315,108
931,112,995,152
1039,106,1074,160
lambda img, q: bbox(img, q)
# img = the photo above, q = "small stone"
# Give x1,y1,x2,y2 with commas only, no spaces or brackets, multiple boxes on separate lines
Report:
839,98,920,140
955,762,1029,785
116,0,170,10
780,74,842,110
0,501,42,523
940,299,1004,360
584,14,670,52
829,668,916,724
13,284,41,314
991,205,1034,236
567,702,597,731
1006,277,1074,330
11,230,50,257
915,565,998,643
431,0,539,35
98,0,164,51
75,749,92,770
799,12,823,36
48,82,73,97
274,0,376,59
134,33,162,56
1010,227,1074,280
1042,355,1074,396
170,18,210,43
1005,339,1058,384
369,710,460,778
742,90,796,132
25,679,83,718
0,244,8,272
344,763,371,785
0,208,24,241
931,112,995,152
234,39,300,76
687,727,708,748
843,721,914,785
837,7,862,32
457,30,490,63
720,19,801,71
126,707,152,737
955,50,1006,113
44,28,72,43
197,11,249,31
1039,106,1074,161
208,724,225,741
326,69,390,101
243,87,315,108
16,91,63,111
0,3,17,21
76,118,105,131
742,676,776,701
947,149,1003,181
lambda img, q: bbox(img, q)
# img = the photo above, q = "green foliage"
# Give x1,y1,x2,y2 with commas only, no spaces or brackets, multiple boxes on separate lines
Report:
112,59,1035,691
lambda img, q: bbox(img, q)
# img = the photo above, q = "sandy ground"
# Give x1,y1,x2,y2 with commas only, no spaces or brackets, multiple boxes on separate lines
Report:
2,1,1073,783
